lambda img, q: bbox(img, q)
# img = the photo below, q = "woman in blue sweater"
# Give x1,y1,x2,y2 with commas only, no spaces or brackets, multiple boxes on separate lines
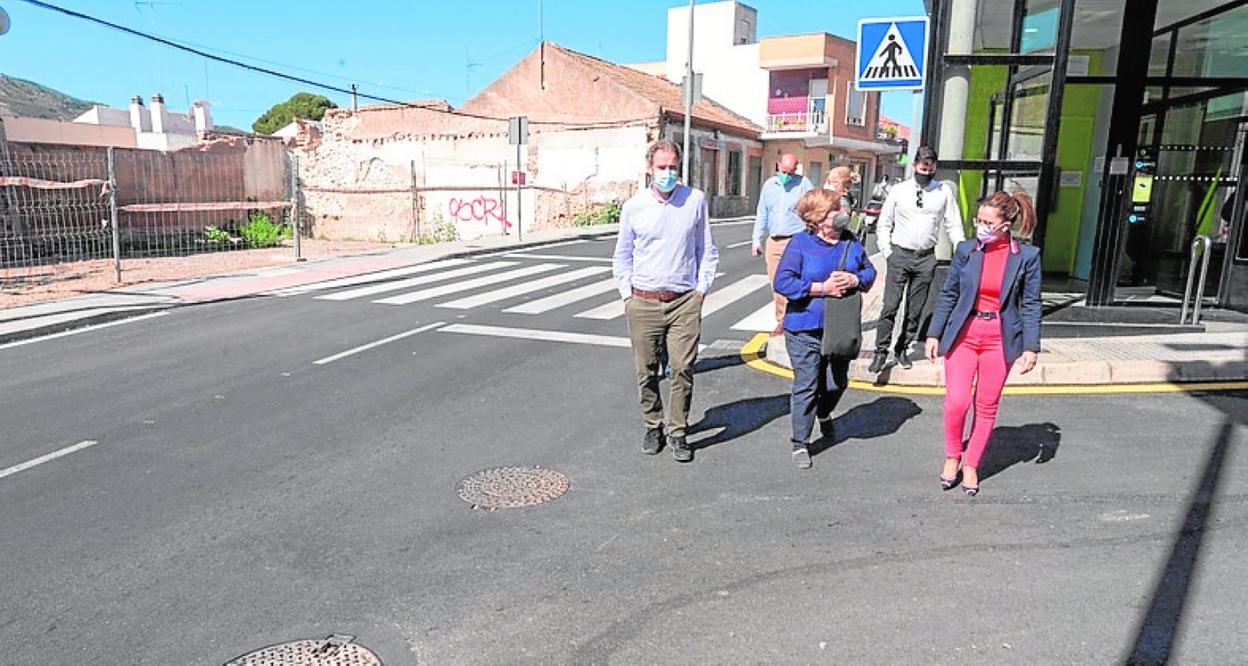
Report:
774,189,877,469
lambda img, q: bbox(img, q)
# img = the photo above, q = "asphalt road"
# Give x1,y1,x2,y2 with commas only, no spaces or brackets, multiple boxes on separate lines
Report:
2,221,1246,664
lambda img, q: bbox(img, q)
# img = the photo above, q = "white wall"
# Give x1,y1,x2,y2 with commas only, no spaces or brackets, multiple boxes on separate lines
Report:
663,1,769,128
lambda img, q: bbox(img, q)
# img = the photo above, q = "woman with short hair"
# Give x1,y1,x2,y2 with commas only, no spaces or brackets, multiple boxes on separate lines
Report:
773,189,877,469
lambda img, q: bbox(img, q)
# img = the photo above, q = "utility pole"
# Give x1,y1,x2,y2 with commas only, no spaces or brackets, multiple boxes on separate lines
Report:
681,0,695,181
350,84,358,112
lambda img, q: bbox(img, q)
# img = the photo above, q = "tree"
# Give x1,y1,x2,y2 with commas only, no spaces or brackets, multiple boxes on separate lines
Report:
252,92,337,135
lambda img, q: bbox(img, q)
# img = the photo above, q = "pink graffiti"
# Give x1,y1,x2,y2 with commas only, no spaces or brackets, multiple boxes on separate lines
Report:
448,196,512,230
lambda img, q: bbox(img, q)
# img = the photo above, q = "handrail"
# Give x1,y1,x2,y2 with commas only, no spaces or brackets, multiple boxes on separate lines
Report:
1179,234,1212,325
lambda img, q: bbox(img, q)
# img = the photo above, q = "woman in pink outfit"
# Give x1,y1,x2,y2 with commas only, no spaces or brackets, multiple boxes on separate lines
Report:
924,190,1042,496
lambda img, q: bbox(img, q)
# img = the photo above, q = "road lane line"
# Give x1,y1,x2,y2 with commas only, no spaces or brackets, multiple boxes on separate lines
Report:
440,323,633,348
726,240,754,249
575,299,625,320
313,322,446,365
503,278,618,314
0,440,99,481
730,302,777,332
500,253,613,262
440,323,707,352
373,263,564,305
269,258,473,296
700,274,770,316
438,266,611,310
317,261,517,301
0,311,170,352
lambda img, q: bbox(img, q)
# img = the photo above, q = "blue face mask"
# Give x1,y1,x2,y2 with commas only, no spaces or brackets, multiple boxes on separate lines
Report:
653,168,679,193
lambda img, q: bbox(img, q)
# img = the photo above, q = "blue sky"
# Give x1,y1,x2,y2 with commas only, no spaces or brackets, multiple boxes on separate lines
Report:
1,0,927,130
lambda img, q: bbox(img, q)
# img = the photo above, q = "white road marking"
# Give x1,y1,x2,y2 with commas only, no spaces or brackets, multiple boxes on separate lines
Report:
437,266,611,310
317,261,517,301
269,259,473,296
501,253,612,263
503,278,618,314
441,323,707,352
313,322,446,365
731,302,777,331
474,239,587,257
0,440,99,481
575,299,625,320
0,311,170,352
726,239,754,249
440,323,631,348
700,274,770,316
373,263,564,305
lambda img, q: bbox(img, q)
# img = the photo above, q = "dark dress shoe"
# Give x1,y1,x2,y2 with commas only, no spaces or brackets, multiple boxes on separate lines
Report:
670,435,693,462
642,426,664,455
896,349,914,369
868,352,888,374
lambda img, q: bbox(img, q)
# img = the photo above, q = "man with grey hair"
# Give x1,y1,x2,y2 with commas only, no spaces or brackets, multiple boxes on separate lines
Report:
613,138,719,463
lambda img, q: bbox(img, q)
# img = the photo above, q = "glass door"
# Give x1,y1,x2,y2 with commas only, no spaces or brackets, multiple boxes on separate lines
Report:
1119,93,1247,303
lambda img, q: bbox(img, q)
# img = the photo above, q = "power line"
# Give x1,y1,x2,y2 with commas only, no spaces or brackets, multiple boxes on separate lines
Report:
17,0,650,128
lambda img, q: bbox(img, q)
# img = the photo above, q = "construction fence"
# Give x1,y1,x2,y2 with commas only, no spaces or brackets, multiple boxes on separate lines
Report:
0,138,294,288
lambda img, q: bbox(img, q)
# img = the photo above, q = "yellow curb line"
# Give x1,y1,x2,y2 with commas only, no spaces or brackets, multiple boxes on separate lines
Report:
739,332,1248,396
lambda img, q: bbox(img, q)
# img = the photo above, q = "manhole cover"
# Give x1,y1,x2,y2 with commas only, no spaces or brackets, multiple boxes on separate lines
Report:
224,635,381,666
456,466,570,510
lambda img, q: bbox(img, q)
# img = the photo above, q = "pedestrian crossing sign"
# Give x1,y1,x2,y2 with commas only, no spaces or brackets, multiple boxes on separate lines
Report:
856,17,929,91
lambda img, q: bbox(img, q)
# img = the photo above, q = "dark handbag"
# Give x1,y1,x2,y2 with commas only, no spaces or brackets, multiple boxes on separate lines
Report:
820,240,863,359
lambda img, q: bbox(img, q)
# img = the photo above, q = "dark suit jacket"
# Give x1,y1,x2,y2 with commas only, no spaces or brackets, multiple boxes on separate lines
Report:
928,238,1042,365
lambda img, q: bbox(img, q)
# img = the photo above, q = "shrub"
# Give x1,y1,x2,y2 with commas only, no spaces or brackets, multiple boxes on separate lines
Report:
240,211,282,248
203,226,230,243
416,212,459,245
572,201,622,227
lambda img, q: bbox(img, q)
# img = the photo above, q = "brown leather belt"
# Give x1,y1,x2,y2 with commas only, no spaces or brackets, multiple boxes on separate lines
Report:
632,287,690,302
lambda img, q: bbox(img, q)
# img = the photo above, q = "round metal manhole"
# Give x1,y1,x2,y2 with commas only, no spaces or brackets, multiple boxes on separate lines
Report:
456,466,570,510
224,635,380,666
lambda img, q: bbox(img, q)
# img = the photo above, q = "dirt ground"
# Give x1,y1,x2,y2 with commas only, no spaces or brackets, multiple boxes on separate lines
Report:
1,239,402,309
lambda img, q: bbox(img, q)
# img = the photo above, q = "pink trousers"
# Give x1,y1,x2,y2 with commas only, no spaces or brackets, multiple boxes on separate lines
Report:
943,316,1014,469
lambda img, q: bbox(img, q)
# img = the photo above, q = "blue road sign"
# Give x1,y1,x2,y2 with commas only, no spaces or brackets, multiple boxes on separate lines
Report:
856,17,930,92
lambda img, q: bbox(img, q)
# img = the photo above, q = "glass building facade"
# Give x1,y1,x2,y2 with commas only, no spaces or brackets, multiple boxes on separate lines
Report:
922,0,1248,311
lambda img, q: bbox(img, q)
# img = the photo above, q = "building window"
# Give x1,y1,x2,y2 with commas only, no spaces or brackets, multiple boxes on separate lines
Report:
846,82,866,127
727,150,743,196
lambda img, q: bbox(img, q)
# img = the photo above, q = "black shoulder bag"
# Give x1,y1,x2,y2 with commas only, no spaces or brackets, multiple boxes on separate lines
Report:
820,240,863,359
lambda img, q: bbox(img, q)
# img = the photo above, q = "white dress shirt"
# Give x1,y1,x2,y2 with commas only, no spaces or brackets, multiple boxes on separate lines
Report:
876,178,966,258
612,184,719,300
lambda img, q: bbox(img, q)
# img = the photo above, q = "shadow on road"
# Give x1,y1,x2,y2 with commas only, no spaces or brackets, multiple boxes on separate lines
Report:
1124,417,1235,665
978,422,1062,482
693,354,745,374
809,396,922,456
687,393,788,451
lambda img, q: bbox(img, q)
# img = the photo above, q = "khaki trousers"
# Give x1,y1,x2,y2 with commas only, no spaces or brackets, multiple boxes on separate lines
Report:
624,291,702,438
764,236,792,325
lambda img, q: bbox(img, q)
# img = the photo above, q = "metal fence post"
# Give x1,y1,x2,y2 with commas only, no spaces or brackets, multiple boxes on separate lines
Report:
410,159,420,241
290,153,303,262
107,147,121,283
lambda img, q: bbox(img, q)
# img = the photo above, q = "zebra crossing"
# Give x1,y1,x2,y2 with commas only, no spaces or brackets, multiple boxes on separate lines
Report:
285,256,780,332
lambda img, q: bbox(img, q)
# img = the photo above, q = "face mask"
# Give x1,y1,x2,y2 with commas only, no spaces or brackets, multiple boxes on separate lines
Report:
914,172,934,187
976,223,1005,243
778,172,795,186
653,168,679,193
831,212,852,231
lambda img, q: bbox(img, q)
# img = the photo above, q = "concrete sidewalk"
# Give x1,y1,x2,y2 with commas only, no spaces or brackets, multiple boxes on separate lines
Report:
0,223,621,345
763,254,1248,388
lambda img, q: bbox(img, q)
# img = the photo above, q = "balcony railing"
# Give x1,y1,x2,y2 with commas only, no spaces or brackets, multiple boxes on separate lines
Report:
765,109,827,134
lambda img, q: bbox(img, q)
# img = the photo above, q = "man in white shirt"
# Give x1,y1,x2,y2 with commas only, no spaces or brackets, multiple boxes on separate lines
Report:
870,146,966,373
613,139,719,463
